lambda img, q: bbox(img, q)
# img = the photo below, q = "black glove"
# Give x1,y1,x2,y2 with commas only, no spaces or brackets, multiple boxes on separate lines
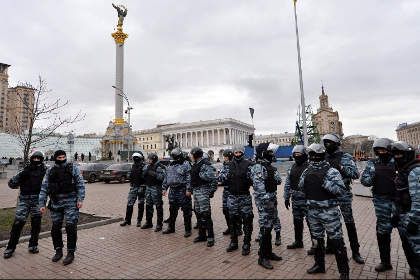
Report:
284,200,290,210
209,192,215,198
407,221,418,235
147,170,157,177
391,215,400,228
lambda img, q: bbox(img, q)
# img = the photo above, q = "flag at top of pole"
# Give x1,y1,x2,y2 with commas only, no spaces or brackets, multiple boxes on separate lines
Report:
249,107,255,119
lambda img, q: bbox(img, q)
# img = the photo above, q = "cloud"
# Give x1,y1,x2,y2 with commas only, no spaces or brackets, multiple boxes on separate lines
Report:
2,0,419,140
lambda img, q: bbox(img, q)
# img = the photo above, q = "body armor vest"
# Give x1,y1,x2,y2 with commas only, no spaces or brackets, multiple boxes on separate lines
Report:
289,162,309,190
20,165,46,195
304,162,336,201
191,158,211,189
394,160,420,214
130,163,146,186
262,162,277,193
144,164,162,186
49,163,75,195
228,159,252,195
373,161,396,196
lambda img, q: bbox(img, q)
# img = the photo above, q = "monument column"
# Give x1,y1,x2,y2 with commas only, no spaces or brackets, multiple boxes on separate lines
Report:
111,5,128,124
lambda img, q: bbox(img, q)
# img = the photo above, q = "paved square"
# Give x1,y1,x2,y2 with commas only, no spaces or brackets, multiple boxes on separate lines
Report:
0,177,414,279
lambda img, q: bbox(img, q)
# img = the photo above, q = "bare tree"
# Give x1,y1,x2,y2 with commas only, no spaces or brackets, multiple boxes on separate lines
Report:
12,76,84,163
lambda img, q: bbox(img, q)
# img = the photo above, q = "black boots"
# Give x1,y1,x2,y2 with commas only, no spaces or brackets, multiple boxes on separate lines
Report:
345,222,365,264
51,222,64,253
193,212,215,247
63,251,74,266
136,203,145,227
275,231,281,246
307,239,326,274
258,229,273,269
287,219,304,249
227,216,239,252
184,214,192,238
375,233,393,272
258,228,282,270
120,205,133,226
28,216,41,254
63,224,77,265
4,219,26,259
222,209,230,235
155,204,164,232
52,248,63,262
242,217,253,255
163,206,177,234
193,213,207,243
329,238,350,279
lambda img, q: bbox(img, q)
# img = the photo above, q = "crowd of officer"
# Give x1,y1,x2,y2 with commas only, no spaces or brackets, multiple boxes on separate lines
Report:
3,135,419,279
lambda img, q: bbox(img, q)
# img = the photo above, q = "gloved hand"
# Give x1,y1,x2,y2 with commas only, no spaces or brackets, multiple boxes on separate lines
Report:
391,215,400,228
407,221,418,235
147,170,157,177
284,200,290,210
209,192,215,198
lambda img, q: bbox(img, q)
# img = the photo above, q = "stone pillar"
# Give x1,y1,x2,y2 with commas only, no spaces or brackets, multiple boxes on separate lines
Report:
112,26,128,124
212,130,215,146
223,128,227,144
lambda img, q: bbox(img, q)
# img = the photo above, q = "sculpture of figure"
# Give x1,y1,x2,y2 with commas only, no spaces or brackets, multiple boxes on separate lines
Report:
112,3,128,27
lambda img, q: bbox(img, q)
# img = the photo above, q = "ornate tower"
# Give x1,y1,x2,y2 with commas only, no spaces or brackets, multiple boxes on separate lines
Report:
319,85,330,110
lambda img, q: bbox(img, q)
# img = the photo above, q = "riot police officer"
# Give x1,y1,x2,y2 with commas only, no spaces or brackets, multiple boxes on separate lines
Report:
361,138,395,272
120,152,146,227
253,143,283,269
322,134,364,264
390,141,420,278
219,145,254,256
162,148,193,237
221,149,234,235
190,147,217,247
298,143,349,279
39,150,85,265
284,145,312,251
142,153,165,232
4,151,46,259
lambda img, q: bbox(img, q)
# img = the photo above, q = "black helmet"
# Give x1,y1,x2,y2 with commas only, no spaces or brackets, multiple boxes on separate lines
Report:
222,149,233,160
147,153,158,163
373,138,393,151
30,151,44,165
391,141,415,167
170,148,183,161
292,145,307,164
190,147,203,160
322,134,341,154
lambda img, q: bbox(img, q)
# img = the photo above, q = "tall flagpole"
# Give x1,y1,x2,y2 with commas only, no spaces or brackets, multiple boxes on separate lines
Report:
293,0,308,147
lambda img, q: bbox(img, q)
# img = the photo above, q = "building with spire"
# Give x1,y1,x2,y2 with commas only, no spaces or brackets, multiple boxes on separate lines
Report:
312,85,343,138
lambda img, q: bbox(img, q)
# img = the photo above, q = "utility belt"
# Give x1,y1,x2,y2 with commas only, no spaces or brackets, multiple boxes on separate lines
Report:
169,184,186,189
229,190,250,196
307,199,338,209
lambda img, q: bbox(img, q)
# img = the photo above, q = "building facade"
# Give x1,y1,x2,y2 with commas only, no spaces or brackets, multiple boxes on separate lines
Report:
396,122,420,149
133,118,254,158
312,86,343,138
0,63,35,134
254,132,294,146
133,128,163,156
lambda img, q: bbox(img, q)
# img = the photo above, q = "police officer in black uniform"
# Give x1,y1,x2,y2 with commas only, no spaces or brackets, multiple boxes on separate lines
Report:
4,151,46,259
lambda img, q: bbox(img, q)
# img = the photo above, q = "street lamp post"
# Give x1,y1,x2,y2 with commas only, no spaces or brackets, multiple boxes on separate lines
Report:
112,85,134,161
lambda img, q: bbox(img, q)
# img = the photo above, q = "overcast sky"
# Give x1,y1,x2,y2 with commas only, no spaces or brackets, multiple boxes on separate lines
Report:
2,0,419,139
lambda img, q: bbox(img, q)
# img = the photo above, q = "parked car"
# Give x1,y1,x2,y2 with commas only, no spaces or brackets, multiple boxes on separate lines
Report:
100,163,132,183
80,163,111,183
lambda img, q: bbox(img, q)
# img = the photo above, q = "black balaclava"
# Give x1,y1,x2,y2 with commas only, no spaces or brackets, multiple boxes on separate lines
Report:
234,152,244,161
374,149,392,164
323,140,339,154
293,153,307,165
54,150,67,165
309,152,325,162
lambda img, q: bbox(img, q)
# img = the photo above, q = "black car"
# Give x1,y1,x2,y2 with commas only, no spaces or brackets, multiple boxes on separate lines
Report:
100,163,132,183
80,163,111,183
